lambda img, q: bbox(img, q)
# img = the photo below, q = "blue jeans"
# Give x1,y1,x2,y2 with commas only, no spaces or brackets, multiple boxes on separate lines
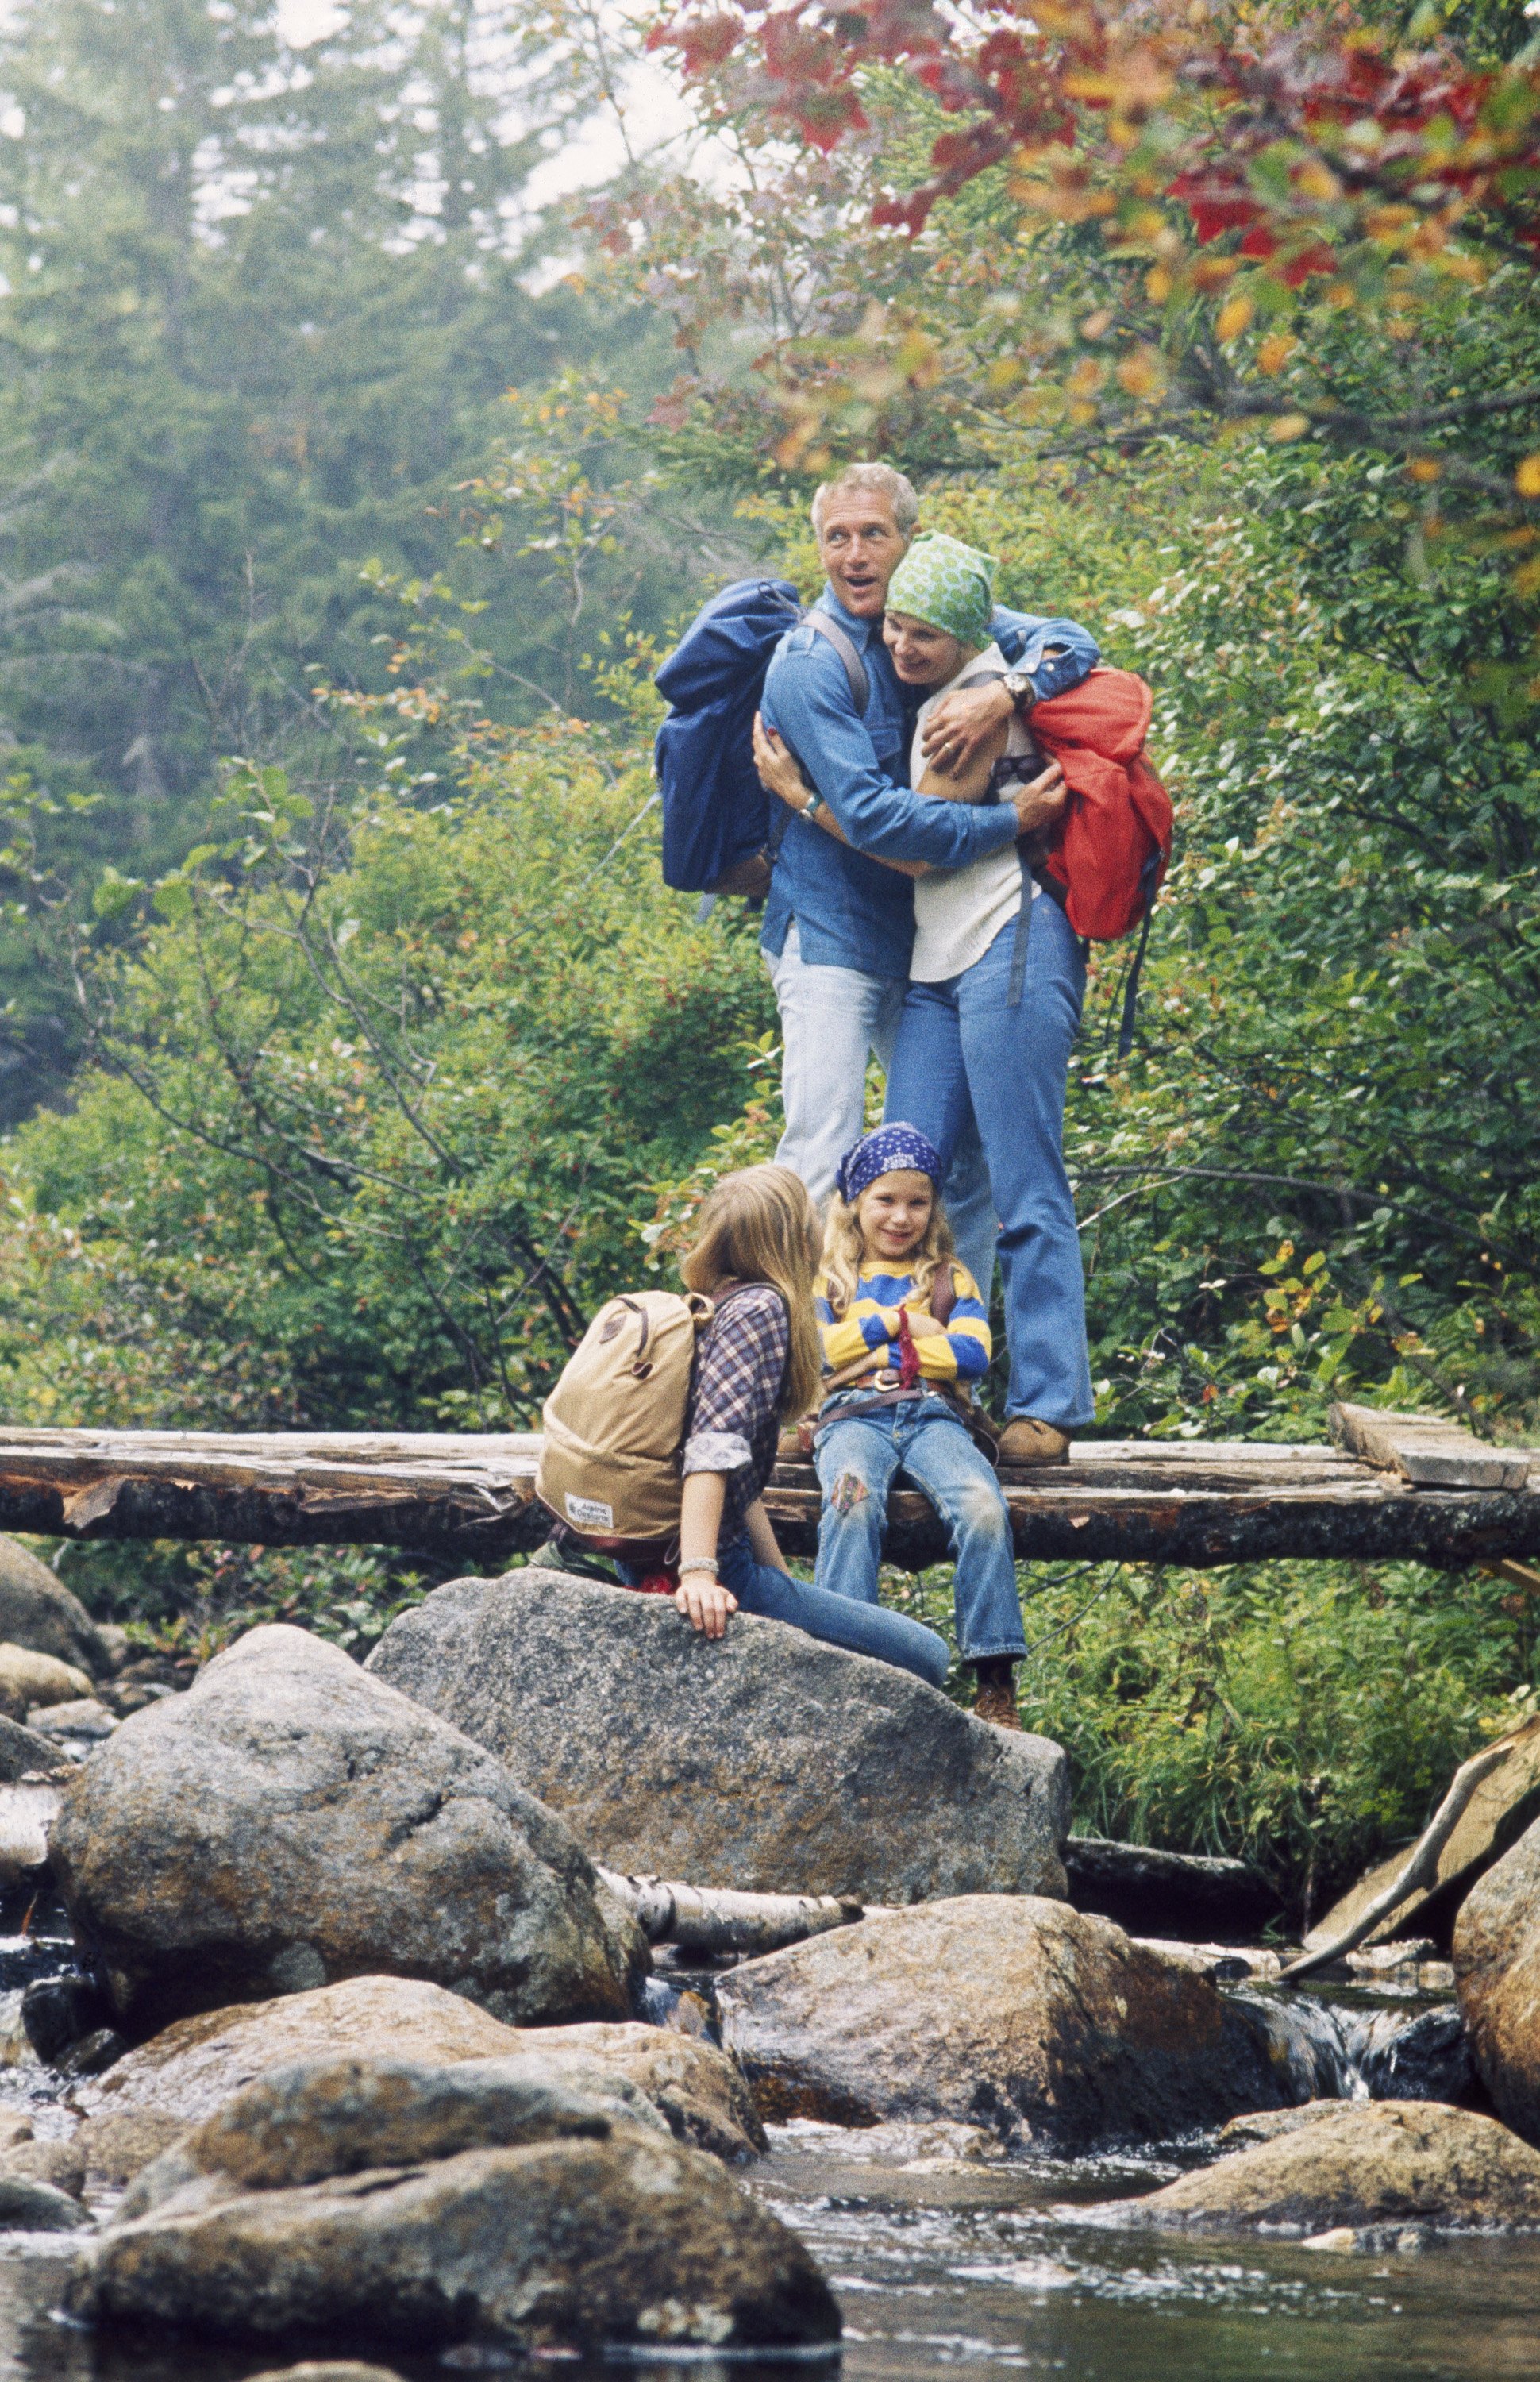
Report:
886,901,1093,1429
622,1533,951,1687
766,923,997,1293
814,1395,1027,1662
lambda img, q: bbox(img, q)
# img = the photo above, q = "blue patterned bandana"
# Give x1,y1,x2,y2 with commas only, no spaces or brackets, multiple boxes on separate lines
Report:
836,1124,945,1204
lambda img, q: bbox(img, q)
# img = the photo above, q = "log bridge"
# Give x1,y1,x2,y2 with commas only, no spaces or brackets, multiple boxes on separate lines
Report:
0,1404,1533,1571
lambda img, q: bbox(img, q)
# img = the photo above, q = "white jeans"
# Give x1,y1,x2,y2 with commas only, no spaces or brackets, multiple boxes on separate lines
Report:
766,925,999,1295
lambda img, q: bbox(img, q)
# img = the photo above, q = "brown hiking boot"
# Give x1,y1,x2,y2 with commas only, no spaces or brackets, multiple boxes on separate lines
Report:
996,1416,1072,1467
973,1679,1022,1731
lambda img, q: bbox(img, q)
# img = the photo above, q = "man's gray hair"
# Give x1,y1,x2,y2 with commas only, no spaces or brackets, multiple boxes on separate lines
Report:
810,462,919,539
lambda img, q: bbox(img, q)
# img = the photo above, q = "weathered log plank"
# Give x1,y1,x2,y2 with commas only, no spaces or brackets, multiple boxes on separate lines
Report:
0,1426,1531,1568
1329,1401,1532,1490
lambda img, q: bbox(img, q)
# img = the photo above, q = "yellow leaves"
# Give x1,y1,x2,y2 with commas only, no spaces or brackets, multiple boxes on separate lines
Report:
1116,345,1167,399
1146,264,1174,302
1293,158,1342,202
1216,291,1253,343
1268,414,1311,442
1257,333,1296,376
1515,454,1540,499
1190,253,1238,291
1080,309,1114,340
1407,457,1442,484
1068,357,1104,397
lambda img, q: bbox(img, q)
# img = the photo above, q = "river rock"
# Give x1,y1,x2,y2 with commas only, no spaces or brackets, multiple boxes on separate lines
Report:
368,1571,1068,1902
0,1713,73,1781
0,2173,92,2231
716,1895,1291,2149
1127,2099,1540,2234
1453,1807,1540,2140
0,2138,86,2197
1353,2004,1475,2104
28,1698,116,1741
75,2110,191,2187
0,1540,115,1677
0,1645,93,1723
0,1780,62,1886
51,1624,646,2039
72,1975,763,2158
78,2060,837,2355
1065,1837,1279,1942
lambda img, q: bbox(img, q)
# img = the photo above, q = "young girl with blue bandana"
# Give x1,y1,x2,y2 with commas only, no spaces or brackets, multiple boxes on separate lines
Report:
813,1124,1030,1729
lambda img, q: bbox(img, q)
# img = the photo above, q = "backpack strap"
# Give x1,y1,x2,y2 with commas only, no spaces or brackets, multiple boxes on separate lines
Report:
803,610,870,715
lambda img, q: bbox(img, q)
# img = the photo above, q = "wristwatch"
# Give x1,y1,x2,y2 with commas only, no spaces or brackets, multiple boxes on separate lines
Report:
1002,668,1036,708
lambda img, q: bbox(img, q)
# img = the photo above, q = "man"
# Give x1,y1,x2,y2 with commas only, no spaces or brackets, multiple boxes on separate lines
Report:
759,461,1099,1297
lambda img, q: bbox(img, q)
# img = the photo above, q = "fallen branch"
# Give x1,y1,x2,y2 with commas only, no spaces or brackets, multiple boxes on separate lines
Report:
1280,1740,1515,1980
596,1867,862,1956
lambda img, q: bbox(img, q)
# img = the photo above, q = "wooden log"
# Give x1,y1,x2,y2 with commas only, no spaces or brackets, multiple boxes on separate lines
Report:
0,1427,1530,1569
1329,1402,1532,1490
595,1867,862,1956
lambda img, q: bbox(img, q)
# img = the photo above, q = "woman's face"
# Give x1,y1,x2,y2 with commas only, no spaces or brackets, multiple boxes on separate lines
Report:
883,610,973,686
856,1170,935,1265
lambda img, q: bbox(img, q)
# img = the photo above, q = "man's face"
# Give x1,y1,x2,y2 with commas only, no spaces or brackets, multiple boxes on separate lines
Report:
816,491,910,619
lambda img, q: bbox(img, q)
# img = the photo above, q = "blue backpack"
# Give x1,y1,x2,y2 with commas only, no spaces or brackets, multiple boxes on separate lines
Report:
653,578,867,897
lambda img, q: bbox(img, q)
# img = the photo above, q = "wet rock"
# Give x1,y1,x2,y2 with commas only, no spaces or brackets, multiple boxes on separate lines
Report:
1226,1987,1357,2102
368,1570,1069,1904
75,2110,191,2187
78,2062,837,2355
1128,2099,1540,2234
0,1645,93,1724
27,1699,116,1742
0,2172,92,2230
1313,1713,1540,1955
25,1971,127,2064
247,2368,402,2382
0,2137,86,2197
0,1540,115,1678
717,1895,1291,2149
0,1714,75,1783
1065,1838,1280,1944
1454,1809,1540,2143
51,1623,647,2039
1213,2102,1357,2152
1352,2005,1475,2105
72,1975,764,2160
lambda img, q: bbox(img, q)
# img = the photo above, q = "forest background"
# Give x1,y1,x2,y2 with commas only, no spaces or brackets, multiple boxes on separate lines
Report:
0,0,1534,1924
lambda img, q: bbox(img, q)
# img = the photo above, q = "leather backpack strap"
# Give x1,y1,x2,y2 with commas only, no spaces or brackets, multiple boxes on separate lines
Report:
803,610,870,714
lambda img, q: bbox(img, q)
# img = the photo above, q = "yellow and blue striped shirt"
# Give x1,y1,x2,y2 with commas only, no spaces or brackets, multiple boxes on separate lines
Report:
814,1259,991,1386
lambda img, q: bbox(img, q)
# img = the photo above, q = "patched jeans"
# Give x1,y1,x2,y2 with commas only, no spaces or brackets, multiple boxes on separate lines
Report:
765,923,999,1293
814,1393,1027,1663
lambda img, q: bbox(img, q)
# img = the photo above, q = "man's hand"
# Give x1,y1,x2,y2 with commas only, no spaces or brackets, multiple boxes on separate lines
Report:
676,1576,739,1640
919,681,1014,775
753,712,811,809
1008,759,1067,838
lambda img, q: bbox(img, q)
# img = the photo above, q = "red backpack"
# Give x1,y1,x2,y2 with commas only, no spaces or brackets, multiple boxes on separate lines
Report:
1012,667,1172,1055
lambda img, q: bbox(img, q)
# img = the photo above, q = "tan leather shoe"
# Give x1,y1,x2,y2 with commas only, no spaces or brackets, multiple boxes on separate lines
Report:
973,1679,1022,1730
996,1416,1072,1467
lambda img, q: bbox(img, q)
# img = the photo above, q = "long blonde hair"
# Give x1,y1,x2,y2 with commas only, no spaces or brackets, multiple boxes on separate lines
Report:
680,1165,823,1421
820,1183,955,1319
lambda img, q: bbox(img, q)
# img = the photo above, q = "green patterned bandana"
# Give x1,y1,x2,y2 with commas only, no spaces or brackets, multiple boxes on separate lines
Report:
886,532,997,648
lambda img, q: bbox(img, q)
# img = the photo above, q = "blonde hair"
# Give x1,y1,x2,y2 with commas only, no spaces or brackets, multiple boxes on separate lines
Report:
680,1164,823,1422
819,1179,955,1318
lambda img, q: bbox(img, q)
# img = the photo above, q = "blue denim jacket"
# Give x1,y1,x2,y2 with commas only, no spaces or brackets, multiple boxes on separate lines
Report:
760,589,1099,978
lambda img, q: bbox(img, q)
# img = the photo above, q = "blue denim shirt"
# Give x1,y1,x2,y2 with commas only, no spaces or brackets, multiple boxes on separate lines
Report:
760,589,1100,978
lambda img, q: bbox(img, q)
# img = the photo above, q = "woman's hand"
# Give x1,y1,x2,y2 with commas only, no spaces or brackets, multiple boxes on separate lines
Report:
752,712,812,809
676,1575,740,1639
920,682,1014,773
1008,759,1068,838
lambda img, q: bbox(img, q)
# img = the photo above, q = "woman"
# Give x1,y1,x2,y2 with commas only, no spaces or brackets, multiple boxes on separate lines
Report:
753,532,1093,1466
644,1161,953,1684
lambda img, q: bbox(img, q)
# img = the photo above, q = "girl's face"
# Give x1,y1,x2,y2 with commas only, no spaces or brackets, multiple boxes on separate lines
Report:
883,610,975,687
856,1170,935,1265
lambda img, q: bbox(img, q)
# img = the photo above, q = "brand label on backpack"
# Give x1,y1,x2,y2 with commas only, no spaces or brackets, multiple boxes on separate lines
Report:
564,1491,615,1530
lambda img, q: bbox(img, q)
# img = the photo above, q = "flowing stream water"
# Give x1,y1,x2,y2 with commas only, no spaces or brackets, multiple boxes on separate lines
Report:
0,1939,1530,2382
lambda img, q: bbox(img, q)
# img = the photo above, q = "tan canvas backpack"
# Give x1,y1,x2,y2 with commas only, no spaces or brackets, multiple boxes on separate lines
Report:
537,1289,715,1548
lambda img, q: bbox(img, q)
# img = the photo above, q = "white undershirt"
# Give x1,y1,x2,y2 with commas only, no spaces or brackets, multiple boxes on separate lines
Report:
910,643,1038,985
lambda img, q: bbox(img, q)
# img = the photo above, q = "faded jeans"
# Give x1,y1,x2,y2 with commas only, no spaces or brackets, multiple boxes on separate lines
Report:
814,1393,1026,1663
625,1532,950,1686
885,900,1093,1429
766,923,999,1292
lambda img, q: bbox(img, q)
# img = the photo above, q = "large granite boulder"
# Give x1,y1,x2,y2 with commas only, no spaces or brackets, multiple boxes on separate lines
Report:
0,1539,115,1678
77,2056,837,2355
1453,1809,1540,2140
716,1895,1292,2149
368,1571,1069,1902
71,1974,763,2160
1125,2100,1540,2235
51,1625,646,2040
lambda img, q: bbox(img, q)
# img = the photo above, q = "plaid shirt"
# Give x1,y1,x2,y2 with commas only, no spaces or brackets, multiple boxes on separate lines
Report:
682,1284,789,1549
